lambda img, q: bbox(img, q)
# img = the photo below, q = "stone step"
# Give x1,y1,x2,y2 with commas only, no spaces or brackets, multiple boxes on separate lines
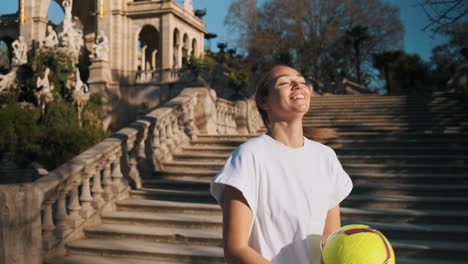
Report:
391,239,468,260
341,207,468,225
350,183,468,197
335,146,467,155
130,188,215,204
151,169,218,181
142,179,468,197
161,160,468,174
343,194,468,210
172,153,468,164
148,171,468,185
303,113,468,120
343,163,468,174
84,224,222,247
46,255,185,264
349,172,468,185
101,210,222,230
115,199,220,215
341,221,468,242
65,239,224,263
327,131,468,138
337,154,468,164
398,258,467,264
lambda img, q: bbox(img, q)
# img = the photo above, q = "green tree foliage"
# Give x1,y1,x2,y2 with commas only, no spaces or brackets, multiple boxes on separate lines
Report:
225,0,404,90
0,48,107,175
31,48,74,99
373,50,435,95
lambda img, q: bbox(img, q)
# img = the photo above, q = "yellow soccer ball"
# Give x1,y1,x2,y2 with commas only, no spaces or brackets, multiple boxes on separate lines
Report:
321,224,395,264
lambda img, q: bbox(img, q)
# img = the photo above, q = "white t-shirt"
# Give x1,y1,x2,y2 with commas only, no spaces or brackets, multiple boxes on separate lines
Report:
210,134,353,264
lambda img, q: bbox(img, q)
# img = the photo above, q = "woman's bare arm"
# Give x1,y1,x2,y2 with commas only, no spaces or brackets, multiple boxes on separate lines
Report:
222,185,271,264
322,204,341,246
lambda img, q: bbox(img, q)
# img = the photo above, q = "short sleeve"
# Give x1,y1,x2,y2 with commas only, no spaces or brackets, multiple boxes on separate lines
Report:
210,146,258,214
327,147,353,210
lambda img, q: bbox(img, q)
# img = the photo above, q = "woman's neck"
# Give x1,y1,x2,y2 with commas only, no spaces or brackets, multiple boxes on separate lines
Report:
267,119,304,148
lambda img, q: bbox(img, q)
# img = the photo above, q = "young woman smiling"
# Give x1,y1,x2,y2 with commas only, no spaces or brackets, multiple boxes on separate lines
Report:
211,65,353,264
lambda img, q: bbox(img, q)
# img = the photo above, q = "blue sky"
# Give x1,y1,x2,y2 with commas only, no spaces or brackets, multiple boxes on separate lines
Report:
1,0,449,62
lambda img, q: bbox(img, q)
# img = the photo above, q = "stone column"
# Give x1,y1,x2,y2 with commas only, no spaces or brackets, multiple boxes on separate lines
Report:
160,13,174,82
20,0,49,48
0,184,44,264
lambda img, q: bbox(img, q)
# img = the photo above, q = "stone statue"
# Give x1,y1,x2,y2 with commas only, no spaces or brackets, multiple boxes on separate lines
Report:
184,0,193,9
43,25,58,48
71,68,90,127
90,30,109,61
62,0,73,34
0,69,17,94
12,36,27,65
35,67,54,115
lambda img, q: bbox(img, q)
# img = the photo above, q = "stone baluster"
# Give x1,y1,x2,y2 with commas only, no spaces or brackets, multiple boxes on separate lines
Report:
80,168,95,219
138,126,148,161
54,188,71,239
171,114,182,146
91,164,105,209
102,161,113,201
184,97,198,139
111,150,125,193
42,199,56,251
127,135,142,188
151,124,163,170
67,178,83,228
165,117,176,153
158,121,170,159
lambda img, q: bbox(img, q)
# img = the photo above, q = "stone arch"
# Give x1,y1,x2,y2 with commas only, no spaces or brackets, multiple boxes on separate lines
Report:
137,25,160,71
182,33,189,65
173,28,181,68
191,38,197,58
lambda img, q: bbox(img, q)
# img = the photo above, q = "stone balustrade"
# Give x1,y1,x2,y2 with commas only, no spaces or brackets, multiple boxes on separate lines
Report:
216,98,238,134
0,87,264,264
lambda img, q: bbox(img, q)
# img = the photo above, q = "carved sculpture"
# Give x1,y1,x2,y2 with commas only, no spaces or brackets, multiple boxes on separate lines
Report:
35,67,54,115
43,25,59,48
12,36,27,65
0,69,17,94
71,68,90,127
90,31,109,61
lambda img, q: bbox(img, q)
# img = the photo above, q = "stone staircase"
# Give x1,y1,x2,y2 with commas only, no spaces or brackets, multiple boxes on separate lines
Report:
47,93,468,264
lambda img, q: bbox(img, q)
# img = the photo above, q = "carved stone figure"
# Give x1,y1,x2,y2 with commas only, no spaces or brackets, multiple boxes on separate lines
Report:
184,0,193,9
12,36,27,65
72,68,90,127
43,25,59,48
90,31,109,61
35,67,54,115
62,0,73,34
0,69,17,94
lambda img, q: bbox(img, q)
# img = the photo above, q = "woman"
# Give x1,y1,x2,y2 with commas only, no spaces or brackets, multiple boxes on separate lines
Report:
210,65,353,263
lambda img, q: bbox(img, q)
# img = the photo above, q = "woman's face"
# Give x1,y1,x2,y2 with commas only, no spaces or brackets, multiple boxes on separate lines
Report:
260,66,311,122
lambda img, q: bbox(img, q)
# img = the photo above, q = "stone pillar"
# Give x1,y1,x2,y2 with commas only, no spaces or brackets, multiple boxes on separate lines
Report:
160,13,173,82
88,58,114,130
0,184,44,264
20,0,49,48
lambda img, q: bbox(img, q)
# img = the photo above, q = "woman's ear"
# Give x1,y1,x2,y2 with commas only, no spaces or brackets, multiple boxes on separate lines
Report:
256,96,270,111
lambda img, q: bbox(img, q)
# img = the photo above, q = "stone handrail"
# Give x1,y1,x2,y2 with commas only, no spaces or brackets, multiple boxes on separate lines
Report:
0,87,264,264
